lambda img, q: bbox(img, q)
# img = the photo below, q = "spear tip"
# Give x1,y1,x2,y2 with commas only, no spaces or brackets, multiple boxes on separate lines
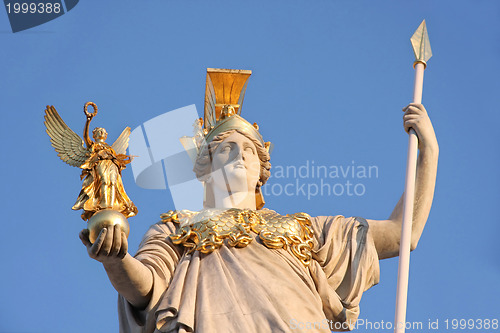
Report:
411,19,432,66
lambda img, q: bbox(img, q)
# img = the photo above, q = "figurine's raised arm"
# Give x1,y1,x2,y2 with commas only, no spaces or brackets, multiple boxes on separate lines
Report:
367,103,439,259
83,102,98,148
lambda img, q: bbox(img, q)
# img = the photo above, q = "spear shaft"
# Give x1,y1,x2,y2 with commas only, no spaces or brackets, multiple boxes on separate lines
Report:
394,20,432,333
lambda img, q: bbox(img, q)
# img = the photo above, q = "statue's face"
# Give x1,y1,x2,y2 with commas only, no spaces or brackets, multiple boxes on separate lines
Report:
210,132,260,194
93,129,108,141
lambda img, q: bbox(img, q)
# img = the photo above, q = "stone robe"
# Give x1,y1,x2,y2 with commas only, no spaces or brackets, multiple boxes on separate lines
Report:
118,212,380,333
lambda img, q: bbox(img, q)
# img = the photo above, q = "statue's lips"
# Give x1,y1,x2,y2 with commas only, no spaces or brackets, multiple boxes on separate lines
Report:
222,161,246,170
233,163,246,169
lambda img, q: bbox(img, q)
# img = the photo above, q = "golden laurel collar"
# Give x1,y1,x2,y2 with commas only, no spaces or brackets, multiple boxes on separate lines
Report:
161,208,314,266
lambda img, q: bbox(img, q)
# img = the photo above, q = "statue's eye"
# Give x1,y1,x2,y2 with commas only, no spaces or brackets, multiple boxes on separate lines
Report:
220,145,231,153
244,146,255,154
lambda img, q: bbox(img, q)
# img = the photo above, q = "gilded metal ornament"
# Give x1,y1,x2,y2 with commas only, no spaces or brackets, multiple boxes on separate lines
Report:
163,208,315,266
44,102,137,241
411,19,432,68
180,69,272,165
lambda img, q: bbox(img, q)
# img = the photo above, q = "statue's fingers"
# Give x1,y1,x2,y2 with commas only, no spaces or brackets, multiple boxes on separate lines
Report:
404,120,413,132
406,102,424,108
117,232,128,259
79,229,92,248
403,114,419,120
89,228,107,257
402,104,413,112
110,224,122,257
406,103,427,114
100,226,114,256
404,119,420,133
403,114,419,127
403,106,421,116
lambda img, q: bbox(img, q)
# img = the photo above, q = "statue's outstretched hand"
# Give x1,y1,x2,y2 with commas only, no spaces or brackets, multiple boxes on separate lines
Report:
79,224,128,263
402,103,438,151
79,224,153,308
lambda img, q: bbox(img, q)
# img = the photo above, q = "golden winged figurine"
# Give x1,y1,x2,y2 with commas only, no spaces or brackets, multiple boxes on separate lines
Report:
44,102,138,222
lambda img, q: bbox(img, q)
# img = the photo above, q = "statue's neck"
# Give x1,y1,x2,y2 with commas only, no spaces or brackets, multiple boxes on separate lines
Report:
210,186,256,210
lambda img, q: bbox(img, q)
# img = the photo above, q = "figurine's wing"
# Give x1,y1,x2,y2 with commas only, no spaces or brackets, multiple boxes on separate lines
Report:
44,105,90,167
111,127,131,155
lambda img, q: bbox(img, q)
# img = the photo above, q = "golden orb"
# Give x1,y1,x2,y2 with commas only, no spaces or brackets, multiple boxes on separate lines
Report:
87,209,130,243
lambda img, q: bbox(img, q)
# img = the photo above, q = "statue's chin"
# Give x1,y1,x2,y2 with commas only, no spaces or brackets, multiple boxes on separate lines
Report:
213,175,258,194
87,209,130,243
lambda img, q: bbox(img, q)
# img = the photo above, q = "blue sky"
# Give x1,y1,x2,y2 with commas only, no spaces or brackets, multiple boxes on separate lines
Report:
1,1,499,332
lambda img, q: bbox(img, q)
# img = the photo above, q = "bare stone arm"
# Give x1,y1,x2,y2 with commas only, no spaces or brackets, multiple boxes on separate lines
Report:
367,103,439,260
80,225,153,309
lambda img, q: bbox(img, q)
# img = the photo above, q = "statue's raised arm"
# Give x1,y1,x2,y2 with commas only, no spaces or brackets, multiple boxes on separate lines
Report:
367,103,439,259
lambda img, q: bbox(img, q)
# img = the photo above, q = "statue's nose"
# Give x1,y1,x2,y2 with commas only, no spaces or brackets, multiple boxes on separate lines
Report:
236,148,244,161
232,145,245,162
